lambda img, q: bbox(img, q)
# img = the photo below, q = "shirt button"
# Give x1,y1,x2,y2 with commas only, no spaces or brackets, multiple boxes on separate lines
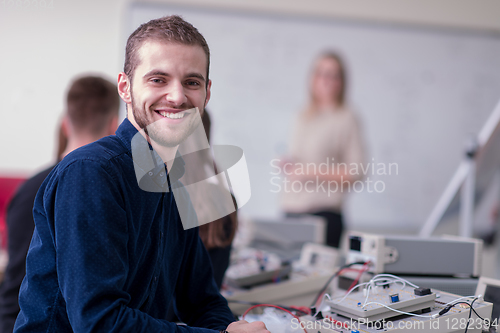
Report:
160,172,164,177
148,171,153,176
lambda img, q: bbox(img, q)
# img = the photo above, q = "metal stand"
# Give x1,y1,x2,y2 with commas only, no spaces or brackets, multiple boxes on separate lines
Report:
419,99,500,238
460,155,476,238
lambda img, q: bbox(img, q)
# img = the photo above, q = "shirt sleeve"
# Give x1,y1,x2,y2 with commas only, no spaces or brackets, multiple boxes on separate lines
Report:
49,160,222,333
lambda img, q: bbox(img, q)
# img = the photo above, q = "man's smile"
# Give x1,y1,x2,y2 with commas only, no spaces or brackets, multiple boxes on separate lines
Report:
158,110,186,119
153,107,196,122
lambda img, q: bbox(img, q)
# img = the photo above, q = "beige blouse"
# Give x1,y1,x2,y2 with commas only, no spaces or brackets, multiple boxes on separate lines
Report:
280,107,365,213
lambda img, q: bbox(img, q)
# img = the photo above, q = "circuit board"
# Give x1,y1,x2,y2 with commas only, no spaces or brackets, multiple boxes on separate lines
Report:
327,285,436,322
243,290,493,333
295,291,493,333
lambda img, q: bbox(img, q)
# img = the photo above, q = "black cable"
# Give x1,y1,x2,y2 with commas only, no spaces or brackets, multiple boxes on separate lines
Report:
464,298,478,333
310,261,368,307
439,300,484,321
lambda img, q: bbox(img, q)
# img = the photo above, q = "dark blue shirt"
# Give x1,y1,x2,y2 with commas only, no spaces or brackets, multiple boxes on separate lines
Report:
14,119,234,332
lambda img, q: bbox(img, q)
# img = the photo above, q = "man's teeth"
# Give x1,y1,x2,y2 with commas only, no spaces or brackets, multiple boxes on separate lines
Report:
159,111,185,119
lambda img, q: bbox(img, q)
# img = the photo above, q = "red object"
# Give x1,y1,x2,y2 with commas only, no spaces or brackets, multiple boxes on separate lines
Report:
324,316,350,329
346,261,372,292
0,177,26,249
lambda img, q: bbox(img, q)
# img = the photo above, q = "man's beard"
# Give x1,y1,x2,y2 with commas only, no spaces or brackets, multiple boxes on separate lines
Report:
131,94,203,148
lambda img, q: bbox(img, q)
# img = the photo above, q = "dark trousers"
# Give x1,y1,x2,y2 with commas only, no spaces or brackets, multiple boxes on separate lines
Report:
286,211,344,248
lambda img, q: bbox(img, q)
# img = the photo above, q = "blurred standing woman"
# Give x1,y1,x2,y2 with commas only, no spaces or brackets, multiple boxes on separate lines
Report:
281,51,365,248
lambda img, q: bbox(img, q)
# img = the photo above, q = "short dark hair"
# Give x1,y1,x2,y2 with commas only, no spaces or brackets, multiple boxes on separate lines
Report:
124,15,210,84
66,76,119,135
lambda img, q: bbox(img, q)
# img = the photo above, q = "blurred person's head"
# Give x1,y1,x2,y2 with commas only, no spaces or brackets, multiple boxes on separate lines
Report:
118,15,211,150
56,119,68,159
310,51,347,110
61,75,120,157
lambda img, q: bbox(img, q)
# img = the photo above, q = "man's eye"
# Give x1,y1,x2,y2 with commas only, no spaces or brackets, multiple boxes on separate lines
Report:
185,81,200,86
151,78,164,83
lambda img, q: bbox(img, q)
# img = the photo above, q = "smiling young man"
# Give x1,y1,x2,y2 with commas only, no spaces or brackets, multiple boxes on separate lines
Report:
14,16,268,333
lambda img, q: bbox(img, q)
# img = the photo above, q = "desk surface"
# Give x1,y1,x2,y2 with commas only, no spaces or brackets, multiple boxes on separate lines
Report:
222,269,334,315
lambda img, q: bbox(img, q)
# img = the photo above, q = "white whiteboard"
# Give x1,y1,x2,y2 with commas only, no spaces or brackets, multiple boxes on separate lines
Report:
128,3,500,231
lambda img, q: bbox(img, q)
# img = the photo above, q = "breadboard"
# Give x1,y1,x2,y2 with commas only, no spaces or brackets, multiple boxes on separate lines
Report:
327,285,436,322
294,292,492,333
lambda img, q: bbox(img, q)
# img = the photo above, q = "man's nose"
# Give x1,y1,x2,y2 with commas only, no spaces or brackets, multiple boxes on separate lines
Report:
165,81,187,106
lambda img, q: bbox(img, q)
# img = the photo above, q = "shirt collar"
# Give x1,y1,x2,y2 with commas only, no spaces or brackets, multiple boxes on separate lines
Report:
117,118,185,191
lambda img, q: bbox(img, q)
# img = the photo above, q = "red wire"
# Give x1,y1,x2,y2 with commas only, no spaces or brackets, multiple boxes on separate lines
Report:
242,304,308,333
313,267,348,307
313,267,356,306
346,261,371,293
289,306,311,315
314,261,372,307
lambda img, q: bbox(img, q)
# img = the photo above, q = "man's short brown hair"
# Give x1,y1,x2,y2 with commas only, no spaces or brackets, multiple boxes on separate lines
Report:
66,76,119,136
124,15,210,84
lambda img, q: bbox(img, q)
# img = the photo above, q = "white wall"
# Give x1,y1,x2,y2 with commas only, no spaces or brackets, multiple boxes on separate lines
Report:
142,0,500,32
0,0,128,176
1,0,499,178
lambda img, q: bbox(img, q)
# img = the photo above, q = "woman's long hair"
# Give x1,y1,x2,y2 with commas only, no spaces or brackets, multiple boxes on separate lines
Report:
197,110,238,250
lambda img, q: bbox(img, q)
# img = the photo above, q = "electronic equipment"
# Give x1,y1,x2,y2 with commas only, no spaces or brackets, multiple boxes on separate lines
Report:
299,290,493,333
242,275,494,333
223,244,338,313
328,283,436,322
298,243,340,269
225,249,289,288
476,276,500,323
226,264,292,289
248,216,327,261
403,276,478,296
346,232,482,277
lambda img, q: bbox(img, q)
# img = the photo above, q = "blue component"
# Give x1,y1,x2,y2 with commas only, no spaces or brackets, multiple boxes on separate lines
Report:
390,294,400,303
351,330,360,333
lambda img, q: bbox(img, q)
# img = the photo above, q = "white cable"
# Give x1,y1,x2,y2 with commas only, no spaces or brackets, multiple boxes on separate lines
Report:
363,279,394,307
361,277,406,306
336,277,405,305
370,277,405,288
333,282,370,304
443,295,477,307
371,274,419,289
363,284,371,306
313,294,332,317
362,301,435,318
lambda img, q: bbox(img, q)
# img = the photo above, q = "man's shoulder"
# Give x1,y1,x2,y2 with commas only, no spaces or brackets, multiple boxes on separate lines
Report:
60,135,130,170
44,135,133,190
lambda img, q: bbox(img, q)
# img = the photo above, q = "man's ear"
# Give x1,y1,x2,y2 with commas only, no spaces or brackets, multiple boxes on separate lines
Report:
117,72,132,104
204,79,212,108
